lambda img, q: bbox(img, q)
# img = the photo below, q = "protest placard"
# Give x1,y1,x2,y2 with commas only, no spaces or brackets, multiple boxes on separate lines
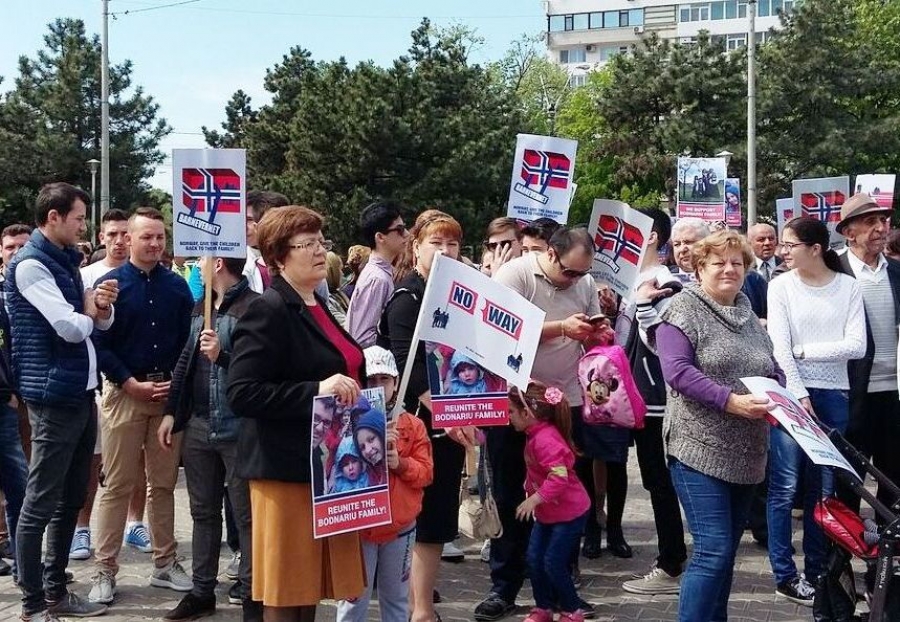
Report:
740,377,860,480
775,198,794,233
587,200,653,299
725,178,742,227
413,254,546,427
676,157,727,221
425,346,508,428
792,176,850,249
506,134,578,225
855,174,896,209
310,388,393,538
172,149,247,258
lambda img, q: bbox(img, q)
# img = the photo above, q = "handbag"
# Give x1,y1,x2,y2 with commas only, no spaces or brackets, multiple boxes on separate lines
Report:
458,450,503,540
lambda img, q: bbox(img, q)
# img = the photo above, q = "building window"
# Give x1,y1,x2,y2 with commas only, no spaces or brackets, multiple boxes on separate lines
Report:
604,11,619,28
758,0,771,16
549,15,566,31
727,34,747,50
680,3,711,22
629,9,644,26
600,46,629,61
559,48,587,64
589,12,603,28
711,2,725,19
738,0,748,17
573,13,589,30
725,0,737,19
565,15,574,30
783,1,795,13
571,74,587,87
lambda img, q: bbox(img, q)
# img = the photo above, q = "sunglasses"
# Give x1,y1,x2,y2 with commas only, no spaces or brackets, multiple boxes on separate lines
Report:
484,239,517,252
556,256,590,279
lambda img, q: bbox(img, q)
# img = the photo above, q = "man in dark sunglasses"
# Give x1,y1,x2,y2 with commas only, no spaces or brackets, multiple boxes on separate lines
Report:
345,200,408,348
480,217,523,277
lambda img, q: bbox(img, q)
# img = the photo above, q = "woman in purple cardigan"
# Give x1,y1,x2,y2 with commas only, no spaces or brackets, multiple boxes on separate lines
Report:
650,230,785,622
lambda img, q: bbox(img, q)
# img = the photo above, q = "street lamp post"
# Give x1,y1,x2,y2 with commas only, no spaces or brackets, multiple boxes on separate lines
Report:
747,0,758,226
101,0,110,216
88,159,100,243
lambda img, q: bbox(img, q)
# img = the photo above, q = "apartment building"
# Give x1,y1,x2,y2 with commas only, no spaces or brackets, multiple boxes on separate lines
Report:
545,0,796,83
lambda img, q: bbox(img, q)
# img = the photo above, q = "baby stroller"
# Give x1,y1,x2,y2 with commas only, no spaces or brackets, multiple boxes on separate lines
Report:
812,430,900,622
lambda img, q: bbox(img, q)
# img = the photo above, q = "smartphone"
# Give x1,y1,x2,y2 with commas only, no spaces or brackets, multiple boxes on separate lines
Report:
587,314,608,325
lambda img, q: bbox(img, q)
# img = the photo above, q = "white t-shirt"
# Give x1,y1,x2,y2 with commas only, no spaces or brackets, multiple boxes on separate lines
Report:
80,260,120,292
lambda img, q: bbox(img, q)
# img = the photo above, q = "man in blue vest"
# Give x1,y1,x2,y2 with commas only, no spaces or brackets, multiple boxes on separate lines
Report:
6,182,119,621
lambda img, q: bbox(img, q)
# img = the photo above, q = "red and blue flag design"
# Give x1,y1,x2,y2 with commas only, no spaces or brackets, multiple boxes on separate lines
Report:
182,169,242,222
520,150,571,193
800,191,844,223
596,215,643,266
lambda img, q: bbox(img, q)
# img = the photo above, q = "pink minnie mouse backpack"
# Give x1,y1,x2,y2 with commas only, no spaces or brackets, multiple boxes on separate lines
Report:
577,344,647,429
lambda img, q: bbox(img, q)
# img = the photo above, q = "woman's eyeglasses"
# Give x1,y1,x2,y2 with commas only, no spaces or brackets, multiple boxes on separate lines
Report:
290,239,334,253
778,241,808,252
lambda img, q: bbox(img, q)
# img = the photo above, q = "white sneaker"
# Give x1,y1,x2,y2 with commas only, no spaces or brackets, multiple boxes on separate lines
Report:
441,541,464,562
69,528,91,561
88,571,117,604
150,560,193,592
480,539,491,563
622,565,681,595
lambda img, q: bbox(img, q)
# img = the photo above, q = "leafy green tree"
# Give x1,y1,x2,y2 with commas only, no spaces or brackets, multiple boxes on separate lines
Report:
757,0,900,208
0,18,170,224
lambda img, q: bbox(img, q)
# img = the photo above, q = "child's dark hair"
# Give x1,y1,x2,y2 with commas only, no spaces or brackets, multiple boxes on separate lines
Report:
508,380,578,454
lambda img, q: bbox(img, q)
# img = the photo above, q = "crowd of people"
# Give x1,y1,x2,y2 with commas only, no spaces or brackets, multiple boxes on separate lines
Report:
0,181,898,622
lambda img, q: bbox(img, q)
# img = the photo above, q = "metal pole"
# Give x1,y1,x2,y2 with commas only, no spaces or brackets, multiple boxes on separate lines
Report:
747,0,758,226
101,0,110,215
91,170,97,237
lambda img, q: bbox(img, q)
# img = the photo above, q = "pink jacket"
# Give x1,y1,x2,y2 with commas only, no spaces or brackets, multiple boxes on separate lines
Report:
524,422,590,524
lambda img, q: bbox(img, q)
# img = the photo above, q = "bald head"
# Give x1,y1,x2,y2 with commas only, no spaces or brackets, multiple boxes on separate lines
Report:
748,223,777,261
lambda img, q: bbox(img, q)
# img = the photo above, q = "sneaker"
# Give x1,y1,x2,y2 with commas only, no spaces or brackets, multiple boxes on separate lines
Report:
522,608,553,622
775,575,815,606
69,529,92,561
20,611,62,622
150,560,193,592
124,522,152,553
622,565,681,595
88,572,116,604
224,550,240,581
46,592,108,617
228,580,242,605
441,541,464,563
558,612,585,622
474,593,516,621
163,592,216,621
480,539,491,563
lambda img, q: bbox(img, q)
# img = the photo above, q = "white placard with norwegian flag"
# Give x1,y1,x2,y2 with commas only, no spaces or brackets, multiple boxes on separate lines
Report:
506,134,578,225
791,176,849,249
775,198,795,234
172,149,247,258
740,376,861,481
588,200,654,299
855,174,896,209
416,254,545,391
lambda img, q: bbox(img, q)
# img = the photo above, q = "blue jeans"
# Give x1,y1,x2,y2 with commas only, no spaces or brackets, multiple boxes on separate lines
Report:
767,388,848,585
0,403,27,560
670,459,755,622
526,512,588,613
17,398,95,615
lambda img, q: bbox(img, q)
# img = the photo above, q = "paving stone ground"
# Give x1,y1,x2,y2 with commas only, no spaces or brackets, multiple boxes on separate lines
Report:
0,453,845,621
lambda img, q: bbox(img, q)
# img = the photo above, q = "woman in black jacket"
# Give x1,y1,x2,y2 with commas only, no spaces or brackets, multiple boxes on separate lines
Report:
383,211,472,622
227,205,365,622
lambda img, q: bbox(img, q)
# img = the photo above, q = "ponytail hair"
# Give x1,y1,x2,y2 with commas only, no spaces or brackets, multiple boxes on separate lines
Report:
784,216,842,272
508,380,578,454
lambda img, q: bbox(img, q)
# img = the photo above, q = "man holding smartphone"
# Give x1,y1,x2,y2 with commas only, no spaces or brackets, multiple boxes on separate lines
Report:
90,207,194,606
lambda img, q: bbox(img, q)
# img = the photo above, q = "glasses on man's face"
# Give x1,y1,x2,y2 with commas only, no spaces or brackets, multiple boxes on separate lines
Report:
484,238,517,252
556,256,590,279
778,241,808,252
383,224,407,235
289,238,333,253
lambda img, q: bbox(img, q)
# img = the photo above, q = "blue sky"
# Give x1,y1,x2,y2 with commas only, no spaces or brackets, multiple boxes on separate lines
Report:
1,0,546,191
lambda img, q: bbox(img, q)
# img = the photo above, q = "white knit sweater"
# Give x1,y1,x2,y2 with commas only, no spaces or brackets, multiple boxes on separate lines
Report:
767,270,867,399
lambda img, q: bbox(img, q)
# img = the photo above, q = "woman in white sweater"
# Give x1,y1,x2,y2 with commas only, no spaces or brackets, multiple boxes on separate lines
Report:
766,216,866,605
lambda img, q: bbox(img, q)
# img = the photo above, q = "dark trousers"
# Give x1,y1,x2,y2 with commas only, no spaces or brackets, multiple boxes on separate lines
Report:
633,416,687,576
224,487,239,553
17,397,95,615
839,390,900,517
182,417,252,599
485,426,531,603
0,403,28,560
569,407,601,542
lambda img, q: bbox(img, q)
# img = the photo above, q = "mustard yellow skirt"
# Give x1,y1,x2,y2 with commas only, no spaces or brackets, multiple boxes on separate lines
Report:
250,480,366,606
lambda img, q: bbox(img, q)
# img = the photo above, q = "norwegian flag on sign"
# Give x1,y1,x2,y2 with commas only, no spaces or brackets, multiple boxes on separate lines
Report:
595,215,643,266
520,150,571,191
182,169,242,220
800,191,845,223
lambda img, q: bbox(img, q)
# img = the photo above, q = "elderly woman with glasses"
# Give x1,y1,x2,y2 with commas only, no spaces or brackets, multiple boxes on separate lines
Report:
228,205,366,622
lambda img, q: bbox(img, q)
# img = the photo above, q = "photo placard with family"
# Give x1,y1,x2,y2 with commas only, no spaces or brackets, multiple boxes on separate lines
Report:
310,388,393,538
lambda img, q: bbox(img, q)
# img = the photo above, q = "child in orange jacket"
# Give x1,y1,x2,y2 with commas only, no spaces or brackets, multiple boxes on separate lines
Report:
336,346,433,622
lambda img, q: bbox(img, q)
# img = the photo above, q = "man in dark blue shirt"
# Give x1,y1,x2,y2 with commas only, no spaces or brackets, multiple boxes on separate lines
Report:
90,207,194,606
